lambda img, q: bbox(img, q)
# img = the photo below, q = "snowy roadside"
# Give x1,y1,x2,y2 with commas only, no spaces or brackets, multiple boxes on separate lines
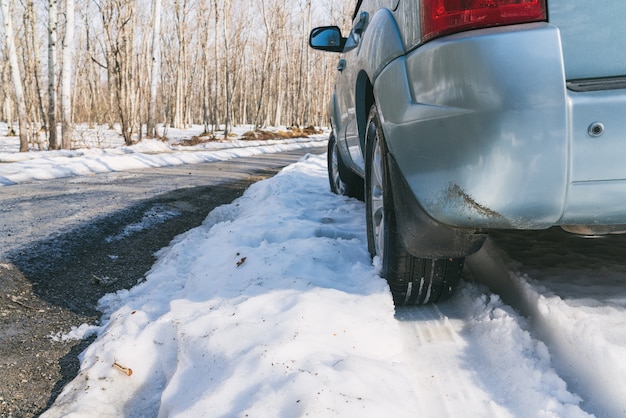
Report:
0,124,328,186
42,153,595,418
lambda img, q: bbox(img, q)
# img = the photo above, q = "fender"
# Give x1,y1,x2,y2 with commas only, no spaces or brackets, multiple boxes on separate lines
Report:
352,8,405,167
356,8,405,83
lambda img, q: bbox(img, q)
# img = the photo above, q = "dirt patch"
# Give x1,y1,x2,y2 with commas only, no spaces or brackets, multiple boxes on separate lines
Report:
0,263,93,417
446,183,502,219
176,135,220,146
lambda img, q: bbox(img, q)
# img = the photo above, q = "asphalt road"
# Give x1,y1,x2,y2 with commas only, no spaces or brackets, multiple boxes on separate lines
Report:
0,147,325,417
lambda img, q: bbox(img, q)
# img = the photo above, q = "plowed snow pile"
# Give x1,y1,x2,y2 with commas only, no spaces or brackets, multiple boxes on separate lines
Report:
43,154,603,417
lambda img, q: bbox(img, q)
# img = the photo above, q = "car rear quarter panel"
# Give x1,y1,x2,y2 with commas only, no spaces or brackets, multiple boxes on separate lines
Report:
376,23,570,229
392,0,422,50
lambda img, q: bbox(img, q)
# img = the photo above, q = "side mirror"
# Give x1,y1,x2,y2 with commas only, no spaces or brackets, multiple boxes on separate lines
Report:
309,26,346,53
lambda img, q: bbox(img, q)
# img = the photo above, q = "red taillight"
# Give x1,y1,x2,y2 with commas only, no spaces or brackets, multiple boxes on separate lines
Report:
421,0,547,42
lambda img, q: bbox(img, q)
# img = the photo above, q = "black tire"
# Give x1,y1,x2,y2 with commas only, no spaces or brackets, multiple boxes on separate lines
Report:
364,105,463,306
327,133,364,200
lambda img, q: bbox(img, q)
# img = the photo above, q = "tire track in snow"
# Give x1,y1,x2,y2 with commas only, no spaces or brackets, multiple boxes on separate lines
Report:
396,305,513,417
468,233,626,418
397,284,591,418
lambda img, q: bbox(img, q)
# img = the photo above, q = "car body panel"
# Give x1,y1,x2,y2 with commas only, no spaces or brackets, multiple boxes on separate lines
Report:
392,0,421,51
568,89,626,183
335,7,405,174
549,1,626,79
378,23,570,229
563,88,626,224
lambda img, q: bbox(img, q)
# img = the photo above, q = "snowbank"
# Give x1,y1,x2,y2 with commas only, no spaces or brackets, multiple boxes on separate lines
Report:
43,154,592,418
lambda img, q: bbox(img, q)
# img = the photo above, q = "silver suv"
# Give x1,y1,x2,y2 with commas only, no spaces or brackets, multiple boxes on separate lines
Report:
310,0,626,305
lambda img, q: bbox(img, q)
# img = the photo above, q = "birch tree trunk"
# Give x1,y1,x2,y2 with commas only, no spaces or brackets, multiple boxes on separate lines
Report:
1,69,15,134
48,0,58,149
25,0,46,137
198,2,211,134
212,0,219,131
303,0,312,126
146,0,161,138
172,0,188,129
61,0,74,149
254,0,272,129
222,0,231,136
1,0,29,152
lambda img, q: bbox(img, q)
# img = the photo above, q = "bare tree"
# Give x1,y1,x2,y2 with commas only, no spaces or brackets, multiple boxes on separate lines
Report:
172,0,191,129
253,0,273,129
211,0,220,132
24,0,47,143
98,0,138,145
222,0,232,136
197,1,212,134
61,0,74,149
1,64,15,134
48,0,58,149
146,0,161,138
1,0,29,152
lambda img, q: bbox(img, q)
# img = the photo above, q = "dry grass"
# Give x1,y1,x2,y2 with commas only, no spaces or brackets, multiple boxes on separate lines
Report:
174,126,322,146
177,134,219,146
240,126,322,141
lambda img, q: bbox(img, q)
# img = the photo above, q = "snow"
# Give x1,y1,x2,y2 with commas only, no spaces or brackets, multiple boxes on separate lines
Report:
105,204,183,243
3,125,625,417
467,237,626,418
0,124,328,186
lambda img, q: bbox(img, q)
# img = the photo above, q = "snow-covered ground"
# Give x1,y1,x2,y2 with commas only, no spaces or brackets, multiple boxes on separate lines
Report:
0,124,327,186
3,125,625,417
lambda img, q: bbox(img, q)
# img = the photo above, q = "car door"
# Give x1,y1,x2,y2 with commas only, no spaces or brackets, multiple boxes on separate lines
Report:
334,4,368,173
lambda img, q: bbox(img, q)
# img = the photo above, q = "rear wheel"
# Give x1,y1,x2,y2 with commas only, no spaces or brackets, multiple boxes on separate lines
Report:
364,105,463,306
327,133,364,200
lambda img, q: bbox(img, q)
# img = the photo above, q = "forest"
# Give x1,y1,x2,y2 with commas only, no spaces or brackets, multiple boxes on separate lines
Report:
0,0,352,152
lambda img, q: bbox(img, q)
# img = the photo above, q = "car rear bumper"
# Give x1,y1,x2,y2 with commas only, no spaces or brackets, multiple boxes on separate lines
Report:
375,22,626,230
